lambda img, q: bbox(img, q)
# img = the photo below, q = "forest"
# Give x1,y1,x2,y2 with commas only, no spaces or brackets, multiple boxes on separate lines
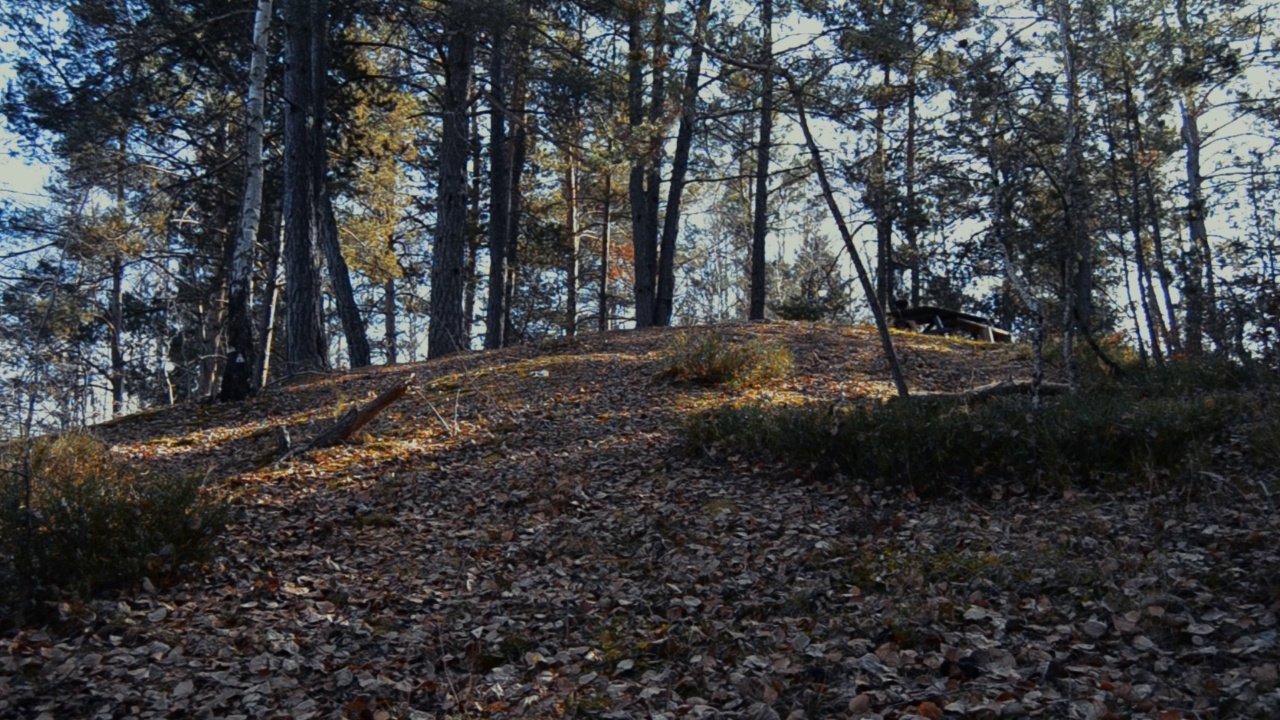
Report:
1,0,1278,432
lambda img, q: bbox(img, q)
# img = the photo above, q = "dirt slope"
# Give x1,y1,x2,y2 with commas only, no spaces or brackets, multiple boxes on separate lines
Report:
4,323,1277,719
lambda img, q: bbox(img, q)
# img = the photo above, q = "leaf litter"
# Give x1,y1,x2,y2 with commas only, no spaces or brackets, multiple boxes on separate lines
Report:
3,323,1278,719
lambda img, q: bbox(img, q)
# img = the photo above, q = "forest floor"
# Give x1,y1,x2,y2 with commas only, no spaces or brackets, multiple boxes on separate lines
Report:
3,322,1278,720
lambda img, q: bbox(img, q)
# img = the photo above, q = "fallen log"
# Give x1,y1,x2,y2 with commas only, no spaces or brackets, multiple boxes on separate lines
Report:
277,376,413,463
918,380,1071,404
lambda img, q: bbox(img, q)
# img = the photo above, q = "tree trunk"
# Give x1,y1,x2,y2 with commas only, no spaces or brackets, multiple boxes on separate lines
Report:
283,0,328,375
644,9,665,313
1053,0,1086,388
428,25,474,359
1113,69,1163,363
464,112,482,346
903,74,921,307
1142,161,1182,353
318,193,370,367
256,203,284,387
1178,97,1207,355
383,277,397,364
503,42,529,346
789,76,909,399
628,5,657,329
221,0,273,402
655,0,710,326
748,0,772,322
991,150,1047,407
872,63,894,313
485,27,511,350
599,168,613,332
565,143,579,338
109,252,124,415
1100,99,1149,364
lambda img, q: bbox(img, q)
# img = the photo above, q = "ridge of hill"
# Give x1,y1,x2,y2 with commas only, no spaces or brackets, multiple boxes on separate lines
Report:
4,322,1278,719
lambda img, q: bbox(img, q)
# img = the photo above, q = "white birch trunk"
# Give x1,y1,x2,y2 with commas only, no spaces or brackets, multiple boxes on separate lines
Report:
220,0,273,401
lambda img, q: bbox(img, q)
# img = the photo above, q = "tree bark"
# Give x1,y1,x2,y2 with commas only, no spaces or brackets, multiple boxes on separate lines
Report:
992,150,1047,408
599,168,613,332
485,27,511,350
256,203,284,387
655,0,710,326
1119,68,1162,363
628,4,657,329
221,0,273,402
748,0,772,322
283,0,328,375
1053,0,1087,388
644,9,665,320
383,277,397,364
565,142,579,338
109,252,124,415
503,75,528,345
1178,97,1207,356
464,112,482,346
903,75,921,307
872,63,894,313
789,77,909,399
318,193,370,367
428,25,474,359
501,15,530,347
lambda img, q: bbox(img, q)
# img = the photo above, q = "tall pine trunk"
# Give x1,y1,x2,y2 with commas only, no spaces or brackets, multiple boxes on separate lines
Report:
627,5,658,328
503,30,530,346
283,0,328,374
428,24,475,359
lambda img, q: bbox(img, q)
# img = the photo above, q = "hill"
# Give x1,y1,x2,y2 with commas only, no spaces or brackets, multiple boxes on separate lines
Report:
4,323,1278,719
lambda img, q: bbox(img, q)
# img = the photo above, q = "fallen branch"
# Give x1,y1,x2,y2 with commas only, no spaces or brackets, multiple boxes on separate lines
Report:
277,376,413,463
918,380,1071,404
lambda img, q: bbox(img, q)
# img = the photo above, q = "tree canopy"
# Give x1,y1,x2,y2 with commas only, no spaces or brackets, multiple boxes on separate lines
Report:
2,0,1279,431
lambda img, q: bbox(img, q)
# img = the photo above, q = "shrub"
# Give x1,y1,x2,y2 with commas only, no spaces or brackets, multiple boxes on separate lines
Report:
0,433,227,624
685,389,1251,496
655,331,792,388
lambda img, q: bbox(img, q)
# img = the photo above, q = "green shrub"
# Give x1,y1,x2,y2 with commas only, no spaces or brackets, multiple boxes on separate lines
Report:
655,331,792,388
685,390,1250,495
0,433,227,623
1246,398,1280,470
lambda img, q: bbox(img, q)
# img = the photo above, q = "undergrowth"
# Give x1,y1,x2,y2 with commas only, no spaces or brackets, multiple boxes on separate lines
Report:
685,361,1279,496
655,331,792,388
0,433,227,627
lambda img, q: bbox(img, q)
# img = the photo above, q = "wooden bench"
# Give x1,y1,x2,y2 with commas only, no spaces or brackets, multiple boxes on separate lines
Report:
891,305,1012,343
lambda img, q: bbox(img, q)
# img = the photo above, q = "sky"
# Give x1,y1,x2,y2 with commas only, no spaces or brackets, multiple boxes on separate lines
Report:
0,35,51,209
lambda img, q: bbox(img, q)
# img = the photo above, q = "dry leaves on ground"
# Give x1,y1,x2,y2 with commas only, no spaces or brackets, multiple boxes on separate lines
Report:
3,323,1278,719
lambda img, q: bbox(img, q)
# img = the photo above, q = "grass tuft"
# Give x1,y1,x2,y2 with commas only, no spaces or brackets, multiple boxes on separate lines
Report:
655,331,792,388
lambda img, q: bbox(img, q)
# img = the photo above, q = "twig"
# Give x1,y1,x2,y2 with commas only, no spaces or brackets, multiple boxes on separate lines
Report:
276,375,414,464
